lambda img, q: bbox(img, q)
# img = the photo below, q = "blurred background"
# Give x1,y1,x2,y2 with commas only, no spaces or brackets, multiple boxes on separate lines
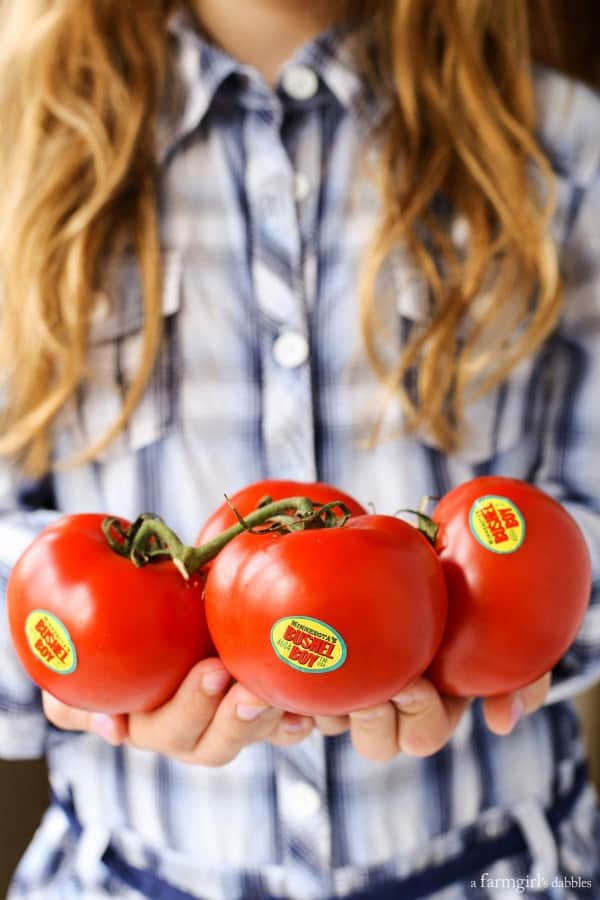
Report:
0,0,598,896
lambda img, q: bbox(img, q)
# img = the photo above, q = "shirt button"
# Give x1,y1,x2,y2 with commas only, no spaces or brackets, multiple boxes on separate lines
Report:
451,214,470,248
273,331,309,368
293,171,311,202
90,291,111,325
281,65,319,100
283,782,321,818
482,817,506,839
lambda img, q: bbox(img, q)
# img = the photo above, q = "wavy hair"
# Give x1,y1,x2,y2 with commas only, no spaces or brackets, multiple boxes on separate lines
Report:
0,0,562,473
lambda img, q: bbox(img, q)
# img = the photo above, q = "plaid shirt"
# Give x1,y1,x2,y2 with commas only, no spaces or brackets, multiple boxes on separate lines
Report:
2,14,600,900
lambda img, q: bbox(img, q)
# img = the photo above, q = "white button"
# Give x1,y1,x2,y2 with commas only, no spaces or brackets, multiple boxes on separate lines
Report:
482,817,506,839
282,781,321,818
293,171,311,202
451,214,470,249
281,65,319,100
273,331,309,368
90,291,111,325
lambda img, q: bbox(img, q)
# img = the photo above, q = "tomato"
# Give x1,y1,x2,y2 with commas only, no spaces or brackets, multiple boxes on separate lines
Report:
204,514,447,715
426,476,592,697
196,479,366,545
7,514,213,713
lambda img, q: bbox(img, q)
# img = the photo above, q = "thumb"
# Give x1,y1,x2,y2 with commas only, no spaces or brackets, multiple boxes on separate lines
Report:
42,691,128,745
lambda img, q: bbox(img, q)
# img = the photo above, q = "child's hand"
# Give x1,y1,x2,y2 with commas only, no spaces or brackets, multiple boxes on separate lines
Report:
41,657,314,766
312,672,551,762
481,671,551,735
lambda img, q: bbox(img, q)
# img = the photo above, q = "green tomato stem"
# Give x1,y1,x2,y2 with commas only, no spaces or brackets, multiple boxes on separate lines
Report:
102,496,352,580
395,509,440,545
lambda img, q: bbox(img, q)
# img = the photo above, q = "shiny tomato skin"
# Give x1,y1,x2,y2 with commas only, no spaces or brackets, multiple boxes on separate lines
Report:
7,514,214,713
196,479,366,545
204,514,447,716
426,476,592,697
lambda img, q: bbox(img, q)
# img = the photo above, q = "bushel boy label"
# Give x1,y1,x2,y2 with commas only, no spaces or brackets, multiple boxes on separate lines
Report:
25,609,78,674
469,494,525,554
270,616,347,673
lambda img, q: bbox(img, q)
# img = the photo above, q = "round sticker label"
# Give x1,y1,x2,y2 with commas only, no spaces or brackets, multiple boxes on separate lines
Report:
25,610,77,674
469,495,525,554
270,616,347,674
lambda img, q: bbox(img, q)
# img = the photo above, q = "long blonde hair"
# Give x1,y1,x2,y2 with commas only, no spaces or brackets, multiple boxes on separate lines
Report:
0,0,562,473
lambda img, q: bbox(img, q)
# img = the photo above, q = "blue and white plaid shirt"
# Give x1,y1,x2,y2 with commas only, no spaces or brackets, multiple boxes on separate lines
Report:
2,14,600,900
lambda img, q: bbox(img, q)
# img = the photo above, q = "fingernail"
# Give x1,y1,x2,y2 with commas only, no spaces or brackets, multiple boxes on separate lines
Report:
392,690,422,708
90,714,115,743
351,707,386,720
511,696,524,730
202,669,230,696
236,704,270,721
283,717,312,733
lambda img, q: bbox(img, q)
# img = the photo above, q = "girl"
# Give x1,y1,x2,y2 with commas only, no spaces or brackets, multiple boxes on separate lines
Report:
1,1,599,897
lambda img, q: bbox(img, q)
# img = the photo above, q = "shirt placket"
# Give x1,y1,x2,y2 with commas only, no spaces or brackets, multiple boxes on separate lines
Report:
245,99,317,482
272,736,333,898
244,85,332,896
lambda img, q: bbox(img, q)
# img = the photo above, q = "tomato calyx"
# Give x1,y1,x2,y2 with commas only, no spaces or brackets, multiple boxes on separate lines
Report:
405,511,439,545
236,498,353,534
102,496,353,580
395,496,441,546
102,514,196,580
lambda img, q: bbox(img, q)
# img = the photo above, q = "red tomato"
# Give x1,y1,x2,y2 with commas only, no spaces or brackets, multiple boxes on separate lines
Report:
7,514,213,713
204,514,447,715
426,476,592,697
196,479,366,545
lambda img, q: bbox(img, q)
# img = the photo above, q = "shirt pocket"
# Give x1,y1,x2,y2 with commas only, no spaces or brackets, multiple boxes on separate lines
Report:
391,253,537,466
58,250,183,462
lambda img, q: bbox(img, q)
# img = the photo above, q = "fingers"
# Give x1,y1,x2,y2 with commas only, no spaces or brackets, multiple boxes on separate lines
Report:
483,671,552,736
43,658,231,753
348,679,471,762
519,671,552,712
179,682,284,765
349,703,398,761
269,713,315,746
44,656,313,767
127,657,232,753
128,660,286,765
394,679,470,757
42,692,128,746
314,715,350,736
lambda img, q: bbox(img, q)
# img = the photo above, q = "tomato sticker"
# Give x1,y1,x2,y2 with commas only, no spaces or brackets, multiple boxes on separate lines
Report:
469,495,525,554
25,610,77,674
270,616,347,673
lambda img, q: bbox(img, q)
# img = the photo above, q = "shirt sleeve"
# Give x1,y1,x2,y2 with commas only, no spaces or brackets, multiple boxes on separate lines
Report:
0,464,61,759
536,161,600,704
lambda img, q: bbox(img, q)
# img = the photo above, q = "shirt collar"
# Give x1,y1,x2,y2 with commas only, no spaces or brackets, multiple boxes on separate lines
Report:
159,9,367,161
158,11,240,161
289,25,366,112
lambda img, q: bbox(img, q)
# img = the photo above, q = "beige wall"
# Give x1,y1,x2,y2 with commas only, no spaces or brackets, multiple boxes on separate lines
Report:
1,689,599,897
575,683,600,788
0,758,48,899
